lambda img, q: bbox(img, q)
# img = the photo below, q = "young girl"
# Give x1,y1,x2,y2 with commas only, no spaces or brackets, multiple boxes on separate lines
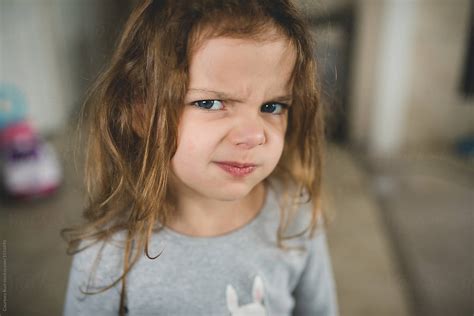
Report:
62,0,338,315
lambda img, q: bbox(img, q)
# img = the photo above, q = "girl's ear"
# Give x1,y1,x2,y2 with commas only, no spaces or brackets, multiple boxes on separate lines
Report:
131,103,147,138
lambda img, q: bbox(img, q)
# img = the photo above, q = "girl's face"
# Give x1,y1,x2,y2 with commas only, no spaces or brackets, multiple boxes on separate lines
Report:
171,34,296,202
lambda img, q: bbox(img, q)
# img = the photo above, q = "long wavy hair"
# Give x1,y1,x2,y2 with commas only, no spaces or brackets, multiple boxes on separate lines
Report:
61,0,326,314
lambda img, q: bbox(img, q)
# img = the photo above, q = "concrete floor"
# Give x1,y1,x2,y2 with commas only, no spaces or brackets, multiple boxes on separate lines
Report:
367,152,473,316
322,145,411,316
1,131,470,315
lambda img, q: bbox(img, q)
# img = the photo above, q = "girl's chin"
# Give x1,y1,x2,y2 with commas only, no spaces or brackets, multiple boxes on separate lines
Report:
205,181,263,201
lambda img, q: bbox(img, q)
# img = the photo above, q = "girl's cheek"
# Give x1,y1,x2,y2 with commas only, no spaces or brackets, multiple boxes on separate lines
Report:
266,118,287,138
264,112,288,128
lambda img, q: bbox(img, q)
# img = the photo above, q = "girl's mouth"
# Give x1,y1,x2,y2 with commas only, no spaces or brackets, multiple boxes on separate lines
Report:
214,161,257,177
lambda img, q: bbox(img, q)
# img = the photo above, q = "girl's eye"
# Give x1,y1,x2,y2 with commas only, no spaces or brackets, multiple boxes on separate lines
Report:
260,102,288,115
193,100,224,111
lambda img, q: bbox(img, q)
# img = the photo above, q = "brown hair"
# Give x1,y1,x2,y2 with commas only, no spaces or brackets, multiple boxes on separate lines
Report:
61,0,325,314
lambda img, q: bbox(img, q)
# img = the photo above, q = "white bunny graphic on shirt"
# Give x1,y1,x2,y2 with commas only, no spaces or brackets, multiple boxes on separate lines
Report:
226,275,267,316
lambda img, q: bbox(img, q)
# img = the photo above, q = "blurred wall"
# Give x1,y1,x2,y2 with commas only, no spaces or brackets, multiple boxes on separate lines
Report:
406,0,473,151
350,0,474,156
0,0,129,134
1,0,70,134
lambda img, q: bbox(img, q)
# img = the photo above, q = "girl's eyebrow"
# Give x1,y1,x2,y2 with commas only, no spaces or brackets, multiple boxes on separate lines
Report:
271,94,293,104
188,88,240,102
187,88,293,104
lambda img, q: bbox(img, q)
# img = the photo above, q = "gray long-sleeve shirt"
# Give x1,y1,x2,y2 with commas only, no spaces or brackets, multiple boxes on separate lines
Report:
63,182,339,315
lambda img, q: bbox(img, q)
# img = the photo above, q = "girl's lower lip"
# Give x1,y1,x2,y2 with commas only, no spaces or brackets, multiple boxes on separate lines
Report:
215,162,256,177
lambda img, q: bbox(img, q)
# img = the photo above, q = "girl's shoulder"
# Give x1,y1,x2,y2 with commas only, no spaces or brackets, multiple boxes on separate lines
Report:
69,231,129,286
64,233,129,314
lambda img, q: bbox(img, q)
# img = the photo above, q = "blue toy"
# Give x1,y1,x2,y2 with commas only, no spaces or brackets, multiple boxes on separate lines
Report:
0,83,28,129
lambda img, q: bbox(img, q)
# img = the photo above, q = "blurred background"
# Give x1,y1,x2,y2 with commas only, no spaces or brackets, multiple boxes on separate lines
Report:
0,0,472,315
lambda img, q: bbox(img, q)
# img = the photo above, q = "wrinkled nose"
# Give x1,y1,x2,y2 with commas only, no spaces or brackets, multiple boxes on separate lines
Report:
228,116,266,149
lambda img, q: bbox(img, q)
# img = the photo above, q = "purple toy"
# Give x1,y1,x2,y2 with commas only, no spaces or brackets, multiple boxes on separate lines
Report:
0,121,62,198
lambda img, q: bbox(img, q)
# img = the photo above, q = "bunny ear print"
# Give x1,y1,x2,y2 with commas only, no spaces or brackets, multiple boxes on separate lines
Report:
226,284,239,312
252,275,265,303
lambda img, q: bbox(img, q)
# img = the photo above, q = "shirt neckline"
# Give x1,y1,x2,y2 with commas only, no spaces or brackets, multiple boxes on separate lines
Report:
159,181,275,244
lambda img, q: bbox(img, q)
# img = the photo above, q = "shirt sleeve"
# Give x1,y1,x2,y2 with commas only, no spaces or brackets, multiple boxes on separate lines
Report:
292,229,339,316
63,240,123,316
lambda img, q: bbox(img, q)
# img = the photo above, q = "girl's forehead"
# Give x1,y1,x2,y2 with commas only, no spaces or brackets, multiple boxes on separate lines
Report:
189,36,296,66
187,35,296,99
188,23,294,58
188,34,296,70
